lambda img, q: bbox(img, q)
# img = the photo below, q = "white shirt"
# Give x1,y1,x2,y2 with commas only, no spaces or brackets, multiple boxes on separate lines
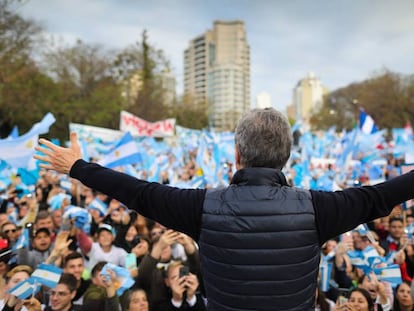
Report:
87,242,127,270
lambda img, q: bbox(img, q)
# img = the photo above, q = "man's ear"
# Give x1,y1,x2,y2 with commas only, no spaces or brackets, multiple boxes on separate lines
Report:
235,146,242,170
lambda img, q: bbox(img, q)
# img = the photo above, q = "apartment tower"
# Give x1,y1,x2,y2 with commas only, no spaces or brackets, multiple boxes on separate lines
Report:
184,20,250,131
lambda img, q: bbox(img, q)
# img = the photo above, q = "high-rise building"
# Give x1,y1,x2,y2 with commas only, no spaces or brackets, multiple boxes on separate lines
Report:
184,20,250,131
292,72,328,122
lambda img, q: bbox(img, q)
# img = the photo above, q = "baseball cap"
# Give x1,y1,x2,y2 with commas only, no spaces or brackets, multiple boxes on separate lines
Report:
97,223,116,236
34,227,51,237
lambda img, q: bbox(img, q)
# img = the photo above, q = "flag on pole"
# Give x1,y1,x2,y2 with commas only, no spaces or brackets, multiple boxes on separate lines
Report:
359,109,378,134
97,132,141,168
31,263,62,289
319,262,332,292
373,264,402,287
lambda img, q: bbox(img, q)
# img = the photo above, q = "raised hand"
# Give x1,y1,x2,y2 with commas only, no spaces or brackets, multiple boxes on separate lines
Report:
34,132,82,174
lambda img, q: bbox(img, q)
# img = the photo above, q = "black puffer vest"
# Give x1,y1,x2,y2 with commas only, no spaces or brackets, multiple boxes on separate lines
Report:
199,168,320,311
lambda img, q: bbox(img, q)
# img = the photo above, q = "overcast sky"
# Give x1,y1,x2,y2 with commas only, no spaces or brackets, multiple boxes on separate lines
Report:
18,0,414,112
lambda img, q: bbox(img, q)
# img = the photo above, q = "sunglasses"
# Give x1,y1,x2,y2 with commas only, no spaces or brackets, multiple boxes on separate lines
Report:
4,229,17,234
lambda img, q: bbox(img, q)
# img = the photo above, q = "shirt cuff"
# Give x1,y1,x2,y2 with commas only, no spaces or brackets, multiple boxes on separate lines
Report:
187,295,197,306
171,298,183,308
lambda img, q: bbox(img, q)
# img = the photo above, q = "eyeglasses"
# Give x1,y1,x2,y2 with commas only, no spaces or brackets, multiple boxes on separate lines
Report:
49,290,71,298
4,229,17,234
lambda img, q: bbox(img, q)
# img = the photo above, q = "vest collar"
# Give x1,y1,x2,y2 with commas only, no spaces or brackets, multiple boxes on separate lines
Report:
231,167,289,187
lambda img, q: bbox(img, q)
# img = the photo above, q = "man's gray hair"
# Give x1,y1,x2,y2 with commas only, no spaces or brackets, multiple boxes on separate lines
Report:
235,108,292,169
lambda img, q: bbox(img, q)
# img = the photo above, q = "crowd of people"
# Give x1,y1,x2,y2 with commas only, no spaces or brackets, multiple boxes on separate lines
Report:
0,169,207,311
0,108,413,310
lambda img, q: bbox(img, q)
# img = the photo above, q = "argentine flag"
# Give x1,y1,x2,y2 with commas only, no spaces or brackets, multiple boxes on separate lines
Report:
8,278,40,299
373,264,402,287
101,263,134,296
98,132,141,169
31,263,62,289
0,113,55,169
359,109,378,135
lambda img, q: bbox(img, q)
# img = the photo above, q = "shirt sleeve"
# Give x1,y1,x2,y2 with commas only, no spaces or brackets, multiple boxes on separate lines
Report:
311,170,414,244
70,160,206,241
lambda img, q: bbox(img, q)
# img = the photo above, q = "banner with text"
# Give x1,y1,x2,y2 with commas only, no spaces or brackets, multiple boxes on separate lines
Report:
120,111,175,137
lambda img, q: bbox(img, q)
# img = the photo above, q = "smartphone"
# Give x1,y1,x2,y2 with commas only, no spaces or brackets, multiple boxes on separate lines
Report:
179,266,190,278
125,253,137,270
337,288,349,305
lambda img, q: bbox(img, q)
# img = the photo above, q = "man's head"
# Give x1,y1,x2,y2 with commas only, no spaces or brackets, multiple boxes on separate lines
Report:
235,108,292,170
63,252,85,283
32,227,52,252
5,265,32,290
90,261,107,287
389,217,404,240
35,210,55,234
1,222,19,243
97,223,115,247
49,273,77,311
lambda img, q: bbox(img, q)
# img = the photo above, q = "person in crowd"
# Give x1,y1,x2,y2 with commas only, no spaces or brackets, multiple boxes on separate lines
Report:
333,288,374,311
34,211,56,242
76,223,127,269
62,252,91,305
0,265,32,311
0,222,19,249
82,261,120,310
155,261,206,311
136,229,199,308
357,273,392,311
379,217,413,282
128,236,151,275
22,273,82,311
121,287,150,311
34,107,414,310
16,227,53,269
315,287,335,311
393,281,414,311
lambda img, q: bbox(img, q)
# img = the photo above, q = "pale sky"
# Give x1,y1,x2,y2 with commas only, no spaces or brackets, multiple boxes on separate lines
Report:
18,0,414,112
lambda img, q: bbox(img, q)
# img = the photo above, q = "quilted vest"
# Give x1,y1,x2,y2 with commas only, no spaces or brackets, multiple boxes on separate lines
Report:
198,168,320,311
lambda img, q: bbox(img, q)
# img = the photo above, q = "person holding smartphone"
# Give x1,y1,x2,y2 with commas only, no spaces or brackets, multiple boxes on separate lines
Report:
155,261,206,311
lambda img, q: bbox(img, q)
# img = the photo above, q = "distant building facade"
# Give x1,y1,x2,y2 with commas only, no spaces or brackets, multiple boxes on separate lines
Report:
184,20,250,131
291,72,328,122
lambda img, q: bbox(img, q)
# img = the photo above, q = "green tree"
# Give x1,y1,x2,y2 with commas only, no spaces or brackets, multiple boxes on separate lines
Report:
113,30,171,122
0,0,50,137
172,94,208,129
310,69,414,131
42,39,123,139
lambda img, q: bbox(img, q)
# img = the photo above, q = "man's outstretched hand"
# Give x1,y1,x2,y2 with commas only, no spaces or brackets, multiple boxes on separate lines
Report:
34,132,82,174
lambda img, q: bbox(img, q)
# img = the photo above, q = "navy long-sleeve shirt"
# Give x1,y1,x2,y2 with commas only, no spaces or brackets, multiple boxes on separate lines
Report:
70,160,414,245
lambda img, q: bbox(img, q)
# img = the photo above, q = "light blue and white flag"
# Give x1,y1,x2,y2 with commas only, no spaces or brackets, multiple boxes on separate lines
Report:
31,263,62,289
98,132,141,168
0,113,55,169
359,109,378,135
373,264,402,287
101,263,134,296
12,227,30,251
8,278,40,299
319,262,332,292
87,198,108,217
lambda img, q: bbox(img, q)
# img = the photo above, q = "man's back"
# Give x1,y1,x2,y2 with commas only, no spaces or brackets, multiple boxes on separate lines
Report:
199,168,320,310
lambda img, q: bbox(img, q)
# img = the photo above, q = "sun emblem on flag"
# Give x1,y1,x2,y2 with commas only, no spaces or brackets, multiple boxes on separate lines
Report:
25,139,34,149
115,150,120,158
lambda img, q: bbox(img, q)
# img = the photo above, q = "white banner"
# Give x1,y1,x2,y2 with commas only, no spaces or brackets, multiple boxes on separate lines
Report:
69,123,124,142
120,111,175,137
